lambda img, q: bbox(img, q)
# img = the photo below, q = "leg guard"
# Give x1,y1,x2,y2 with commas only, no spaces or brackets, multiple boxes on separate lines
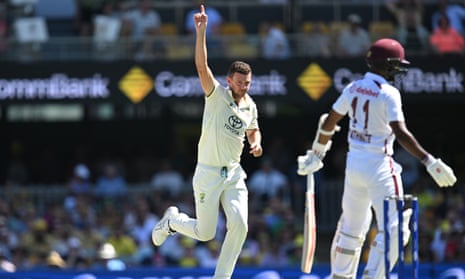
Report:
330,216,343,268
362,209,412,279
330,232,366,279
330,211,372,279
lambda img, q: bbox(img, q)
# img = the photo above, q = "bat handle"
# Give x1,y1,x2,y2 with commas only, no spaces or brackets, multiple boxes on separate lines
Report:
307,173,315,193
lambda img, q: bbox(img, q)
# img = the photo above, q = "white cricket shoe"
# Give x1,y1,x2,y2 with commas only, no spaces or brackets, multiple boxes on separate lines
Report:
152,206,179,246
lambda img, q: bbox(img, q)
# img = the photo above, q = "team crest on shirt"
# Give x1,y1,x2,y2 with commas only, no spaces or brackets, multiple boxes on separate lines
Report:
199,192,205,203
224,115,243,136
228,115,243,129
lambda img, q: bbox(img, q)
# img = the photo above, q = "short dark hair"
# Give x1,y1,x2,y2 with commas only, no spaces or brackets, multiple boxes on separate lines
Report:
228,61,252,77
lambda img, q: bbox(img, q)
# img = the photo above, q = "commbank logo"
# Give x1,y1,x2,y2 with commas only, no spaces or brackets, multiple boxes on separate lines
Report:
297,63,332,101
119,66,154,103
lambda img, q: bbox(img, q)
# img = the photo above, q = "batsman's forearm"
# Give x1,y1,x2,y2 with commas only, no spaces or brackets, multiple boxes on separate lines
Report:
317,109,343,145
396,131,429,161
317,134,332,146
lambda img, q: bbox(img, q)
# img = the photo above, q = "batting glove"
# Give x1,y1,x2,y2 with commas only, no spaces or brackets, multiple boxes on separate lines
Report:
297,150,323,176
423,155,457,187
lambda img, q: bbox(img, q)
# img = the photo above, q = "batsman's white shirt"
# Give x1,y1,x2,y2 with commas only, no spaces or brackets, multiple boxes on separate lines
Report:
332,72,406,239
333,72,405,155
197,80,259,167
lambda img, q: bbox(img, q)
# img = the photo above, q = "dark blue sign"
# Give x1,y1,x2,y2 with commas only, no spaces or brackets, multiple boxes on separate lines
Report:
2,264,465,279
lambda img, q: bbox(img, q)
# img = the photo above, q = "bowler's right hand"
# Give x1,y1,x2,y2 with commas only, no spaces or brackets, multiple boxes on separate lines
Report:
193,4,208,32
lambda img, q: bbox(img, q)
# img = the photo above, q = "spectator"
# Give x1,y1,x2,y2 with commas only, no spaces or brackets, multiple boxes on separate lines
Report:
196,240,220,268
158,233,184,266
385,0,430,52
45,250,66,269
95,199,121,237
299,21,331,57
64,236,88,269
95,242,126,271
64,165,94,229
68,196,97,230
75,0,105,36
238,229,260,266
260,22,291,59
107,225,137,264
178,237,198,267
431,0,465,36
100,0,123,19
94,162,128,200
92,1,123,55
78,222,105,263
122,0,162,60
431,223,448,262
429,14,465,55
20,218,55,267
124,195,158,265
150,159,185,199
49,222,75,260
248,157,289,209
418,232,435,262
336,14,371,57
0,216,19,262
258,241,289,267
67,164,91,196
0,216,17,272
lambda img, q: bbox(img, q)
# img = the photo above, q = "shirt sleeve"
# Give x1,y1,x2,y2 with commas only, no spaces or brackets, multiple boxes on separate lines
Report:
248,102,259,130
205,80,221,100
385,88,405,122
332,85,352,115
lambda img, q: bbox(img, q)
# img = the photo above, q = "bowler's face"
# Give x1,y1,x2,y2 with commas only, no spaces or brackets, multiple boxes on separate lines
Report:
227,72,252,97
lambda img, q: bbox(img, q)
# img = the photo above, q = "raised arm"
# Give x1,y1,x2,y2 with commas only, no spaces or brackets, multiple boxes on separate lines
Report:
194,5,216,96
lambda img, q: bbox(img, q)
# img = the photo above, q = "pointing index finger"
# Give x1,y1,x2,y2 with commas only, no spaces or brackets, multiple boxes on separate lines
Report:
200,4,205,14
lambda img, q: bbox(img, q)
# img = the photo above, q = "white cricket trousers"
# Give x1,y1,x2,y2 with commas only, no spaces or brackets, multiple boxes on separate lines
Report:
341,150,404,236
331,150,404,277
170,163,248,279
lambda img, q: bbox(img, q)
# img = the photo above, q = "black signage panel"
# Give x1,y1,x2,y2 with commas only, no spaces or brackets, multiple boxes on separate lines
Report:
0,56,464,107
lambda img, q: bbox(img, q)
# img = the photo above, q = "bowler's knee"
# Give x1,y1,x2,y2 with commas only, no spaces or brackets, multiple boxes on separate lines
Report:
197,226,216,242
228,215,248,236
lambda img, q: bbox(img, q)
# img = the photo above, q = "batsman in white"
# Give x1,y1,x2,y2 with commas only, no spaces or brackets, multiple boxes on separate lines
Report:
151,5,263,279
297,38,457,279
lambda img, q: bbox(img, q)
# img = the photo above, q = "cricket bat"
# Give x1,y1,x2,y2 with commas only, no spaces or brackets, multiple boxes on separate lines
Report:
301,173,316,274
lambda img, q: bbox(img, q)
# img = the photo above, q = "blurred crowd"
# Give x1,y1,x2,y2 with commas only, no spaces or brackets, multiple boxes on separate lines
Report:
0,0,465,60
1,140,465,272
